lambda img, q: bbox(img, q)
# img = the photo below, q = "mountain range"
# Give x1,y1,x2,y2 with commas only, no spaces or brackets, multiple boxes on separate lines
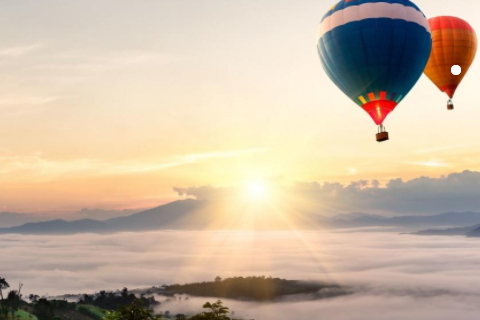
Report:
0,200,205,234
3,199,480,235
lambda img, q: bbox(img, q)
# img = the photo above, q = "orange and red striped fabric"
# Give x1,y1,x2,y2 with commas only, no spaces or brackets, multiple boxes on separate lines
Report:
424,16,477,98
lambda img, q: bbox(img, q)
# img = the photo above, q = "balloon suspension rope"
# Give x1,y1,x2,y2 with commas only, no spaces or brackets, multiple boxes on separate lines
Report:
376,124,389,142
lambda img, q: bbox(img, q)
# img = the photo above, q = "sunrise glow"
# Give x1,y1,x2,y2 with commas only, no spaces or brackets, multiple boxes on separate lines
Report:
245,180,270,202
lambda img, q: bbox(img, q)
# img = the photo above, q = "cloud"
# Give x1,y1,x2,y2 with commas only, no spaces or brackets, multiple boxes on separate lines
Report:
414,144,480,155
120,148,268,175
28,50,184,76
107,52,181,66
3,231,480,320
0,96,61,107
0,148,268,182
173,186,235,201
0,96,63,117
154,293,480,320
0,44,42,57
346,167,358,175
408,159,450,167
175,170,480,215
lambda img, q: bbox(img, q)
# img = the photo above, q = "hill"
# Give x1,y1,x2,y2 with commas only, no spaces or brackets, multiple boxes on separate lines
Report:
163,276,349,301
467,225,480,237
408,224,480,236
15,309,38,320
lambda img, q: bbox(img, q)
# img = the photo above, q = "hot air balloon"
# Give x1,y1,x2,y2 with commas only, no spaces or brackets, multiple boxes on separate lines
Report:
317,0,432,142
424,16,477,110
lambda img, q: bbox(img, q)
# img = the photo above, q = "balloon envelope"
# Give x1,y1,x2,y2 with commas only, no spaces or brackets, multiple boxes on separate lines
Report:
424,16,477,99
317,0,432,125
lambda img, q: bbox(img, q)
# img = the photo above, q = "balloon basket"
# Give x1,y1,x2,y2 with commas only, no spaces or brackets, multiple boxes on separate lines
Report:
447,99,454,110
376,131,389,142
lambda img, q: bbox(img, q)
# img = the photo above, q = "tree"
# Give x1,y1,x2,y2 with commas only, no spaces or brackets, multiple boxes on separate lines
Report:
33,298,54,320
189,301,234,320
26,294,40,320
28,294,40,304
105,300,163,320
6,290,21,320
0,277,10,319
79,294,94,305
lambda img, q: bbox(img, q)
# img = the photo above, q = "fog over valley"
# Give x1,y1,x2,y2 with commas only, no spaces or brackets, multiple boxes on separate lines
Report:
4,230,480,320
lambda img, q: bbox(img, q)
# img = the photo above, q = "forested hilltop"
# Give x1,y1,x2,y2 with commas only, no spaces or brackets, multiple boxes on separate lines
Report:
164,276,349,301
0,276,349,320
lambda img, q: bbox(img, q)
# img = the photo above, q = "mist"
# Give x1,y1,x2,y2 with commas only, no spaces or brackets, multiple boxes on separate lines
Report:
4,230,480,319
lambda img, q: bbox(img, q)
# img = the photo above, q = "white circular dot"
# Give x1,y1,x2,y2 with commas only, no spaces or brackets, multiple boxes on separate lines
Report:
451,65,462,76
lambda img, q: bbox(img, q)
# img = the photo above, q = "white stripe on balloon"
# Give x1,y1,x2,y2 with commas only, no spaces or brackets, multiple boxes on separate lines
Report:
318,3,430,40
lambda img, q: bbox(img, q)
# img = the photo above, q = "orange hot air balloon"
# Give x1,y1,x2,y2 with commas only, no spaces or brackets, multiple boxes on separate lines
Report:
424,16,477,110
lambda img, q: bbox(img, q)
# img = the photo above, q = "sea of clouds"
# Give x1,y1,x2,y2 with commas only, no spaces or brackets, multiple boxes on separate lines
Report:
3,230,480,320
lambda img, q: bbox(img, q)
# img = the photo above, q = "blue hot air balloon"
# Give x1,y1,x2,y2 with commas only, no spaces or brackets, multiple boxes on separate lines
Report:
317,0,432,142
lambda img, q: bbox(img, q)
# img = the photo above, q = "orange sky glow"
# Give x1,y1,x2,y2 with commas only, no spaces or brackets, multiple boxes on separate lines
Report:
0,0,479,212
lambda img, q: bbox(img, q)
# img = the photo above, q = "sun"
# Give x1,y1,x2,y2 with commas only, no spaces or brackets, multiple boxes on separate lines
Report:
245,180,269,201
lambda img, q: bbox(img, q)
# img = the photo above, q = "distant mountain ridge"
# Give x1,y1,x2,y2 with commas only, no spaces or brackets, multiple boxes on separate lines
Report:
323,211,480,229
405,221,480,238
0,208,142,228
408,225,480,236
0,199,205,235
2,199,480,235
0,212,45,228
466,225,480,237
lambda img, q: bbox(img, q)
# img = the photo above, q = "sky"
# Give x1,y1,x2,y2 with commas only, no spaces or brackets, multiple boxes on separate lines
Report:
4,230,480,320
1,0,480,212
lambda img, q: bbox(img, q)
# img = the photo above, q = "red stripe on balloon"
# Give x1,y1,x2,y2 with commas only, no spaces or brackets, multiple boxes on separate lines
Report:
362,100,398,126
